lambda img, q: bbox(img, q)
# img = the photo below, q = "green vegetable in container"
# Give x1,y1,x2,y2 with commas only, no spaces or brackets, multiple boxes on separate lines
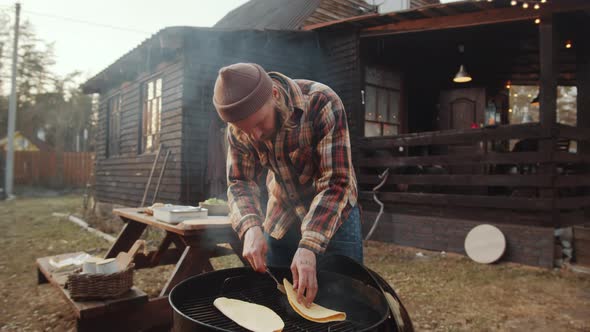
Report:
202,198,227,205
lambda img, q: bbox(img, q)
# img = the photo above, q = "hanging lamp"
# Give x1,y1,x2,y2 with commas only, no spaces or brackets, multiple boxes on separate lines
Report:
453,45,472,83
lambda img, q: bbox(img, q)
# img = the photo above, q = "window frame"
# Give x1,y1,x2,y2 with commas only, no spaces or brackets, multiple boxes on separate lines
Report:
139,76,163,154
508,85,577,126
364,83,402,137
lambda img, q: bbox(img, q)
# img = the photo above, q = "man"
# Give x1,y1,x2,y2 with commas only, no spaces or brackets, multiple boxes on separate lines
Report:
213,63,361,307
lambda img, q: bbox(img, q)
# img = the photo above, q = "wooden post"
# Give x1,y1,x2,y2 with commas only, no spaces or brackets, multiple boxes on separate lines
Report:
576,37,590,222
539,17,558,127
538,16,559,229
577,44,590,155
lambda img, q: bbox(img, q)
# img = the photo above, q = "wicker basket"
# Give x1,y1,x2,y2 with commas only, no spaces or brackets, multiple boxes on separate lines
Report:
66,264,134,301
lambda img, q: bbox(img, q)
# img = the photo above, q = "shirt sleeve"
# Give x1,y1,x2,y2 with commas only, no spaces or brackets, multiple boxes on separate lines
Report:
298,93,356,254
226,128,264,239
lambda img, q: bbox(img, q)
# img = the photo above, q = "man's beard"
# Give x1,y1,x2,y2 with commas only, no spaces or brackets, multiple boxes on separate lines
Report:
259,104,286,141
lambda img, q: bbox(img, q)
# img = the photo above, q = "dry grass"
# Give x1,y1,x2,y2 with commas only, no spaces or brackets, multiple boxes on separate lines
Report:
364,242,590,331
0,194,589,331
0,195,108,331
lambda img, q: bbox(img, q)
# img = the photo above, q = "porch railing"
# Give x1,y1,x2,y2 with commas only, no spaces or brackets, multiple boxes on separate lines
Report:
356,123,590,227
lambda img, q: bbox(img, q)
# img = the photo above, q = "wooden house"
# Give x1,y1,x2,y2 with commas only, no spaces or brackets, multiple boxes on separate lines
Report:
84,0,589,267
0,131,53,152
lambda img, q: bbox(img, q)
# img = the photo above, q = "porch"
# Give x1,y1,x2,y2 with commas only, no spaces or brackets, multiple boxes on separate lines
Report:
313,0,590,266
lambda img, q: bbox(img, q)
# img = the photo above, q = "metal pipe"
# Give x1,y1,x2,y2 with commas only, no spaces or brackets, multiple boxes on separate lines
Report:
141,144,162,207
152,148,170,205
4,3,21,199
365,168,389,241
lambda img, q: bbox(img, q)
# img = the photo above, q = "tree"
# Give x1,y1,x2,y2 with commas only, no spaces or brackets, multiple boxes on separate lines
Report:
51,72,94,152
0,11,94,152
0,11,58,139
0,14,57,105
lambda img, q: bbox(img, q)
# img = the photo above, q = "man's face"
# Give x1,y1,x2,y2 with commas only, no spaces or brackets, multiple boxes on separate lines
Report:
231,88,279,142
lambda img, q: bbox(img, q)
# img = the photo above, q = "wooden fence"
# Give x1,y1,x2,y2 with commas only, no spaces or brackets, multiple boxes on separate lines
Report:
13,151,94,187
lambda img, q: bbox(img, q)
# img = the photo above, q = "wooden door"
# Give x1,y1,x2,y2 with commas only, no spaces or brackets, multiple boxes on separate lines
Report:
438,88,486,180
438,88,485,131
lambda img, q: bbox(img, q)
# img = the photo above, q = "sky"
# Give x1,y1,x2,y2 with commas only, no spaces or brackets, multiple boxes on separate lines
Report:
0,0,249,82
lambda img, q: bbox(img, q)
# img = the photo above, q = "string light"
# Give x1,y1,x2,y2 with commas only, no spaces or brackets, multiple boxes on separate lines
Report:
503,0,547,9
535,18,541,24
506,81,512,89
565,40,572,49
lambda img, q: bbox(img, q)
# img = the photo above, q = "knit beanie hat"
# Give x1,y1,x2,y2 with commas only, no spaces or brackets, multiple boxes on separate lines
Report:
213,63,273,123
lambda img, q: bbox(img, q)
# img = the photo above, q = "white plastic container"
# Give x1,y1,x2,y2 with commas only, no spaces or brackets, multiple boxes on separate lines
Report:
153,205,208,224
95,258,119,274
82,256,103,274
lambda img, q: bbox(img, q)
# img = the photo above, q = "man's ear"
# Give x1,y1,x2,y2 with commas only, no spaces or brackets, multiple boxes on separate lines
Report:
272,86,280,100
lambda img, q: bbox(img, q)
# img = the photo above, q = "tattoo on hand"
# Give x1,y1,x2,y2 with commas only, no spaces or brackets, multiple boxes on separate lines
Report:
301,260,314,266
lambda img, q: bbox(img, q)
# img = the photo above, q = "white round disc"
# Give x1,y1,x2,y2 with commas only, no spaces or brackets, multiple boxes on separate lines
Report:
464,224,506,264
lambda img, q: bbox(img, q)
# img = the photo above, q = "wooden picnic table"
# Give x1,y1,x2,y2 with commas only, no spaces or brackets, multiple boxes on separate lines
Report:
37,207,245,331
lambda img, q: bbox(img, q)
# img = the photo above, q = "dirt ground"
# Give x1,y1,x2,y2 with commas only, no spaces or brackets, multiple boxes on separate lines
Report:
1,194,589,332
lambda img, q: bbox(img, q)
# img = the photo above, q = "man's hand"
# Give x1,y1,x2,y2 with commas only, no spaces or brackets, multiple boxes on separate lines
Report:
290,248,317,308
242,226,268,273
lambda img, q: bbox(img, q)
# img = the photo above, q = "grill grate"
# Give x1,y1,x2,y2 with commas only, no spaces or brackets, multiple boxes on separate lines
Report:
176,278,357,332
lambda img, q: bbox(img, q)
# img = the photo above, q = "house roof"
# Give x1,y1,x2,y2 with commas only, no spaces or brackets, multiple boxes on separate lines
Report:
214,0,322,30
81,27,316,94
81,26,201,94
83,0,377,93
214,0,374,30
303,0,590,33
0,131,54,152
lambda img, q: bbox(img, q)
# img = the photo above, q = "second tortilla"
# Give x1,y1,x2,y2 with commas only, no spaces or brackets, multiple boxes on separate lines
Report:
283,279,346,323
213,297,284,332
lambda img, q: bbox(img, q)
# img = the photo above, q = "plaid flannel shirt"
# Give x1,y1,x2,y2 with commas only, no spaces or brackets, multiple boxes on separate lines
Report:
226,72,358,254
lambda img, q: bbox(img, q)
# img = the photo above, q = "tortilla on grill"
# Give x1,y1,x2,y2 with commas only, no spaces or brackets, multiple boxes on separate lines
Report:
213,297,284,332
283,279,346,323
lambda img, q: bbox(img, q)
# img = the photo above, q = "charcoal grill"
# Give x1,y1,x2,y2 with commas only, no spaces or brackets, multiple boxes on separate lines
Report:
170,256,412,332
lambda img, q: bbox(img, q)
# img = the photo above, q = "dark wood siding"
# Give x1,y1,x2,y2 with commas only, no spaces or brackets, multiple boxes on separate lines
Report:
95,60,184,206
180,30,321,203
362,210,555,267
317,29,362,154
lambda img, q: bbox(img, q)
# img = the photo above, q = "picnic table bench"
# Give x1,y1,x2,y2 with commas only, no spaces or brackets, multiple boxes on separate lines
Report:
36,207,244,331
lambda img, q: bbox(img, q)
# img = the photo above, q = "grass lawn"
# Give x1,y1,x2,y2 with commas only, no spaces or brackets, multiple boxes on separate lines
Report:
0,194,589,331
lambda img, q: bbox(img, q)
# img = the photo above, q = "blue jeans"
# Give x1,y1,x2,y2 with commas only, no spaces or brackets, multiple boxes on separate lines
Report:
265,206,363,267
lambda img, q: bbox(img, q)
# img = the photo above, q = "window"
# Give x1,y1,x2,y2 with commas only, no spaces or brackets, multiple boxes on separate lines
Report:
106,94,121,157
364,84,401,137
141,77,162,153
508,85,577,126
